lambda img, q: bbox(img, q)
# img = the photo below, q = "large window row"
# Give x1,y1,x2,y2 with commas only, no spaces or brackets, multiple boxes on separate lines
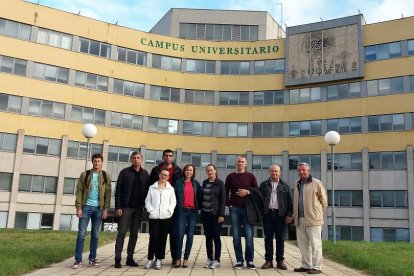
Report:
179,23,258,41
67,140,102,159
113,79,144,98
289,120,321,137
328,190,363,207
23,136,61,156
219,92,249,105
74,70,108,91
254,59,284,74
218,123,247,137
328,225,364,241
252,155,283,170
183,121,213,136
147,117,178,134
79,37,110,58
0,132,17,152
184,89,214,105
71,105,105,125
289,155,321,171
0,93,21,113
150,86,180,102
28,98,65,119
253,90,284,105
181,152,211,168
110,112,143,130
37,27,72,50
328,153,362,170
327,117,362,134
221,61,250,75
368,114,405,132
369,151,407,170
0,172,12,191
0,18,30,40
253,122,283,137
0,55,27,76
365,41,401,61
33,62,69,84
370,190,408,208
117,46,146,66
371,227,409,242
108,146,140,163
367,77,403,96
152,54,181,71
19,174,57,194
186,59,216,74
15,212,54,230
144,149,164,166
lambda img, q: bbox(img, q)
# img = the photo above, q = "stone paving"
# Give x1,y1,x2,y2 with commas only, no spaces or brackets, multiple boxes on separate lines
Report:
25,233,367,275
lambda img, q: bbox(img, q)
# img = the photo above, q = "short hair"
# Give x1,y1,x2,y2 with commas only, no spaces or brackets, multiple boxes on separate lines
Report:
297,162,310,170
236,155,247,161
269,164,281,171
130,151,142,161
182,163,196,181
163,149,174,157
160,168,170,174
92,153,103,161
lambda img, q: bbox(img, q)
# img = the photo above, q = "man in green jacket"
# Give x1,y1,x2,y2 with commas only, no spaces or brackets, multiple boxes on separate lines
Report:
72,153,111,269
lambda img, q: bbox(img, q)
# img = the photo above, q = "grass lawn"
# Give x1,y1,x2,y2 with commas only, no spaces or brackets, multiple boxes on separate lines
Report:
323,240,414,276
0,229,116,276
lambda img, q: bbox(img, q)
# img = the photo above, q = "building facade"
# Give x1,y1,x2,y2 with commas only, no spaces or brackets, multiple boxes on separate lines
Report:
0,0,413,242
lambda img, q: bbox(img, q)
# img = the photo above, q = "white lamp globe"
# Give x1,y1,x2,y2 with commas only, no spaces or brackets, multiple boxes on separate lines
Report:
82,124,97,139
324,131,340,146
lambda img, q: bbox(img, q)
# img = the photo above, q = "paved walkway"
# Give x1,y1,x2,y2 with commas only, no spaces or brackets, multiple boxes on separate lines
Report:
25,233,367,275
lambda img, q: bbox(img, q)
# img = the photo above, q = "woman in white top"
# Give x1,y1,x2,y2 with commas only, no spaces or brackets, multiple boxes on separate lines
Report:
144,168,176,270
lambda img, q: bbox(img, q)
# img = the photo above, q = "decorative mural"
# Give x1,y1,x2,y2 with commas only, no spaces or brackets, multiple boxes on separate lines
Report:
287,24,359,81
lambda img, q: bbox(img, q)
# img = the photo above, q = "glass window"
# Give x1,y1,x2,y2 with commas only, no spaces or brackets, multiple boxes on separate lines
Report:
63,178,76,194
44,177,57,193
0,172,12,191
389,42,401,58
377,44,389,60
365,45,376,61
2,133,17,151
367,80,378,96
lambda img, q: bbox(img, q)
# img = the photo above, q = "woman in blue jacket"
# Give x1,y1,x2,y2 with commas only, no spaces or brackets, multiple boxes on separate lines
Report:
172,164,201,268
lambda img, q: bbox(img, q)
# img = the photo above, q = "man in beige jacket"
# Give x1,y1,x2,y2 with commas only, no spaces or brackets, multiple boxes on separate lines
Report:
293,162,327,274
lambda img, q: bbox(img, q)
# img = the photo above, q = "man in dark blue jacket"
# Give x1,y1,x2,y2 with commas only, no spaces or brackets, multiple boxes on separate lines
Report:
114,151,150,268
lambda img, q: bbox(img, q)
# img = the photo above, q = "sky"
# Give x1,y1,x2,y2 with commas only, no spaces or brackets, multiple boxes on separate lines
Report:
27,0,414,32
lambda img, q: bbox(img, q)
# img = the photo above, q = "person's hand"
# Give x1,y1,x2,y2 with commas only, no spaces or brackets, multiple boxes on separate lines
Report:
285,216,292,224
102,210,108,219
218,216,224,223
235,189,249,197
115,209,123,217
76,209,82,218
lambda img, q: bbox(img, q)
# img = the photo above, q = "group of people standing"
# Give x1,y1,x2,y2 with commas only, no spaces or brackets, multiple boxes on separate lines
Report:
72,150,327,274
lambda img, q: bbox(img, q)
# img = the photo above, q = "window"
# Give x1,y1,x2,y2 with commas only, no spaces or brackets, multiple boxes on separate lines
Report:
371,227,409,242
328,190,363,207
0,172,12,191
110,112,143,130
289,155,321,172
63,178,77,195
0,211,7,228
59,214,78,231
186,59,216,74
27,99,65,119
67,141,102,159
145,149,164,165
181,153,211,167
218,123,248,137
37,28,72,50
369,151,406,169
147,117,178,134
117,47,147,66
74,71,108,91
32,62,69,84
14,212,54,230
79,38,110,58
327,117,362,134
365,42,401,61
183,121,213,136
113,79,144,98
0,18,31,40
368,114,405,132
71,105,105,125
0,56,27,76
254,59,284,74
408,40,414,55
184,90,214,105
219,92,249,105
108,146,140,163
289,120,321,136
328,225,363,241
252,155,282,169
0,133,17,151
252,122,283,137
150,86,180,102
328,153,362,170
19,175,58,194
152,54,181,71
327,82,361,100
370,191,408,208
23,136,61,156
289,87,321,104
217,155,238,169
253,90,284,105
0,93,22,113
221,61,250,74
180,23,258,41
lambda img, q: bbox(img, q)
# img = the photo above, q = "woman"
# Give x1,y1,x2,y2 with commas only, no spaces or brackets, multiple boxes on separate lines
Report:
172,164,201,268
201,164,226,269
144,168,176,270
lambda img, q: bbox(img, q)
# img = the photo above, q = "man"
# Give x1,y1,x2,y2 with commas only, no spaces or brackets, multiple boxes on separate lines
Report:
114,151,150,268
225,156,258,270
259,165,293,270
293,162,327,274
149,149,182,266
73,153,111,269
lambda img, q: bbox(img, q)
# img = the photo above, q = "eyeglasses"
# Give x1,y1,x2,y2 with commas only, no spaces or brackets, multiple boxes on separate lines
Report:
160,174,169,177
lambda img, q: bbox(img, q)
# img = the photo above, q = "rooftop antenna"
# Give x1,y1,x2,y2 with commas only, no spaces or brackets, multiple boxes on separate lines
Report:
77,10,81,15
276,1,283,27
320,17,323,21
115,21,118,25
402,13,404,18
358,9,361,14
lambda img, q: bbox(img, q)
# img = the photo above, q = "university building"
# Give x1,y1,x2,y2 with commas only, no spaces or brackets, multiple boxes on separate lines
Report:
0,0,413,242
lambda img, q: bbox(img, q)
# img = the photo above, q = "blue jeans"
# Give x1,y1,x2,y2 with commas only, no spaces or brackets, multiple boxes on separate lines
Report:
230,206,254,263
174,208,197,260
74,205,102,262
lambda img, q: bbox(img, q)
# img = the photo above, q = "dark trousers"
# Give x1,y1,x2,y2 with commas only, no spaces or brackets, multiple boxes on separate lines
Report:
169,213,177,260
114,208,143,260
263,210,286,262
202,212,222,262
148,218,171,260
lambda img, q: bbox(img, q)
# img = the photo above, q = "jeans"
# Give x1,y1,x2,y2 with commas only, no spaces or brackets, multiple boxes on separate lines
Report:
263,210,286,262
174,208,197,260
230,206,254,263
202,212,222,262
114,208,143,260
74,205,102,262
148,218,171,260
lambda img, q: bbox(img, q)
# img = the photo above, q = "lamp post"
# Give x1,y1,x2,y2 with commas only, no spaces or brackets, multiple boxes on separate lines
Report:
324,131,340,243
82,123,97,170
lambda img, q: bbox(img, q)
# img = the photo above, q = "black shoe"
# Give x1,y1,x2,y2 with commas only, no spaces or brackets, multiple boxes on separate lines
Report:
114,259,122,268
294,267,309,272
126,257,138,267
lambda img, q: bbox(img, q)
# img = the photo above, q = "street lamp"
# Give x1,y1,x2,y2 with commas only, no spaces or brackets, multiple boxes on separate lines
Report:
82,123,97,170
324,131,340,243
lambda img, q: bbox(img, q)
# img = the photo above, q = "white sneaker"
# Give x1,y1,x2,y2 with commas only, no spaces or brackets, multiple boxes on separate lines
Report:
144,259,153,269
210,260,221,269
204,259,213,268
154,259,162,270
72,261,82,269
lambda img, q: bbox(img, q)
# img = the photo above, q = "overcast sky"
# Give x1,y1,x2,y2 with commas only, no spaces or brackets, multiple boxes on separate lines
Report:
27,0,414,31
